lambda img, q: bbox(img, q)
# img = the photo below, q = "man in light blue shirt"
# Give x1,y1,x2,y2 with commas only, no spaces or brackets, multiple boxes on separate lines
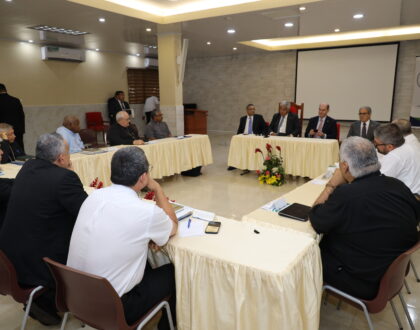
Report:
56,115,84,153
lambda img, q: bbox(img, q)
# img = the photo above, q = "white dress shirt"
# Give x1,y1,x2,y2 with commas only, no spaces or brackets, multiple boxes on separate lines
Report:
67,184,173,297
380,142,420,194
243,116,254,134
405,133,420,152
278,114,288,134
56,126,84,153
144,96,159,113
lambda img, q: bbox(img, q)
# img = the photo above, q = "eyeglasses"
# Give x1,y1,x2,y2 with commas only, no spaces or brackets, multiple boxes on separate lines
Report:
374,142,392,147
358,112,369,115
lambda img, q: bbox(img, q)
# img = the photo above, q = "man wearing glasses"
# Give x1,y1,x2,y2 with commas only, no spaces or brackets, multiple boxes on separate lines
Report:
374,123,420,200
347,106,380,141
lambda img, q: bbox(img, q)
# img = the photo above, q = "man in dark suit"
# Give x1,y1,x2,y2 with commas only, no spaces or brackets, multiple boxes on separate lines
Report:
237,104,268,135
0,123,25,163
347,106,380,141
269,101,300,137
0,133,87,325
0,83,25,151
0,149,14,228
108,91,131,124
305,103,337,139
108,111,145,146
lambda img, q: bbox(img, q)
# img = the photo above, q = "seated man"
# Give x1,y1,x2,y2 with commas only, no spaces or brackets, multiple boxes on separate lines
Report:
67,147,177,329
310,136,419,300
347,106,380,141
0,123,25,163
374,123,420,197
145,110,172,140
269,101,300,137
304,103,337,139
0,133,88,325
237,104,267,135
392,118,420,151
0,149,14,228
56,115,84,153
108,111,144,146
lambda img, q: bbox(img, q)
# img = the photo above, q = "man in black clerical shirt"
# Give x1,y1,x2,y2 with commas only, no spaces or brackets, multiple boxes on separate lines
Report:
108,111,144,146
310,136,419,300
0,149,13,228
0,122,25,163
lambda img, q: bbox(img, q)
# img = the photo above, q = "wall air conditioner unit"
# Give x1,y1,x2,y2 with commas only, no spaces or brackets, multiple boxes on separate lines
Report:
41,46,85,62
144,57,158,68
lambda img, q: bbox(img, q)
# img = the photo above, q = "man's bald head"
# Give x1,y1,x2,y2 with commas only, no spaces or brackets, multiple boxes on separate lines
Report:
63,115,81,133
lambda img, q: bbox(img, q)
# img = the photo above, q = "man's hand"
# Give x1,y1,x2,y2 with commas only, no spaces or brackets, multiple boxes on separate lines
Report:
147,176,161,192
315,131,325,138
270,132,277,136
133,139,145,145
329,168,347,187
309,129,316,136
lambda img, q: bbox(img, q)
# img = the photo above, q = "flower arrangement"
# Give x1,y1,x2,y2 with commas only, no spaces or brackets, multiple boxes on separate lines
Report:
89,177,104,189
255,143,286,186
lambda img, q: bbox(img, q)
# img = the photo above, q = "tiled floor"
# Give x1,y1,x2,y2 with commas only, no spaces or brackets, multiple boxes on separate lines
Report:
0,133,419,330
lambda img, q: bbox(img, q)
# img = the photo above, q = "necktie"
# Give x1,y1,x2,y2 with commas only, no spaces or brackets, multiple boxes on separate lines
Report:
120,101,125,109
362,122,367,138
248,116,253,134
316,118,324,131
278,116,285,132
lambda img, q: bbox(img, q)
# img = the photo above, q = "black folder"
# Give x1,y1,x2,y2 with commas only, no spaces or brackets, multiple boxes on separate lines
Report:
278,203,311,222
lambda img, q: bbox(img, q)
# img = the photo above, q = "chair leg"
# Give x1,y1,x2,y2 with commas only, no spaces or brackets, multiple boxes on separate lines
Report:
60,312,69,330
410,260,420,282
405,279,412,294
323,292,329,305
163,301,175,330
21,286,43,330
137,301,175,330
390,300,404,330
398,292,415,330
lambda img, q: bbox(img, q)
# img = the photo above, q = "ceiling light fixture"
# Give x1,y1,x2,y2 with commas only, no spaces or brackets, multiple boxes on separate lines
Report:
334,28,340,32
136,53,140,56
284,22,294,28
353,13,364,19
28,40,33,43
95,48,100,51
30,25,89,35
5,0,13,2
99,17,106,23
299,6,306,11
146,28,152,32
227,28,236,34
206,41,211,45
233,47,237,50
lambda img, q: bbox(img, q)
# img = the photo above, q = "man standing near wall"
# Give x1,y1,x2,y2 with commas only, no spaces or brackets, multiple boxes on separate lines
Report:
108,91,131,124
0,83,25,151
144,90,160,124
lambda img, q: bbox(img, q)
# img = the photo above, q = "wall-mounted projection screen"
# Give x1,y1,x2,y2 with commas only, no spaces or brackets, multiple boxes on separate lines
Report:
296,44,398,121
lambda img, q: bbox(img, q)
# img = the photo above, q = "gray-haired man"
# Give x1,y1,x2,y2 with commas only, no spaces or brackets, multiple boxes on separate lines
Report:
310,136,419,300
347,106,380,141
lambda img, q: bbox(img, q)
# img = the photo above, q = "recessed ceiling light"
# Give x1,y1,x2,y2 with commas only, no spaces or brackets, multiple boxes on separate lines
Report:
206,41,211,45
99,17,106,23
146,28,152,32
30,25,89,35
5,0,13,2
95,48,99,51
233,47,237,50
334,28,340,32
227,28,236,34
28,40,33,43
153,46,157,49
353,13,364,19
284,22,294,28
299,6,306,11
136,53,140,56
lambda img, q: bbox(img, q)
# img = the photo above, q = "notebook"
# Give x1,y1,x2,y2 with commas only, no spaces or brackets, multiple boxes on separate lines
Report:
278,203,311,222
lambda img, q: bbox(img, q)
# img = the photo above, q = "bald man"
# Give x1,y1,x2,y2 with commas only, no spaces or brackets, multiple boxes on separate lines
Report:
304,103,337,139
56,115,84,153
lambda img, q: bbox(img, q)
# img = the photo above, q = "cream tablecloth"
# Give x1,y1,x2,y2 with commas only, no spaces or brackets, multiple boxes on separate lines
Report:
242,177,328,237
71,134,213,186
165,217,322,330
227,135,339,178
0,163,22,179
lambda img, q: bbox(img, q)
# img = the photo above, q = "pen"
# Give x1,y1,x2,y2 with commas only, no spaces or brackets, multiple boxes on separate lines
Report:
187,218,191,228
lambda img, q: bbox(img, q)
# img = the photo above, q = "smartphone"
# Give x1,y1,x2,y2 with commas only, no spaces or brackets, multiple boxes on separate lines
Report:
205,221,221,234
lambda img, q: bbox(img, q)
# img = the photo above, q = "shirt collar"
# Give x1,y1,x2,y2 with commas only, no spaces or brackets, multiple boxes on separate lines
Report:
62,126,76,135
352,170,381,183
109,183,139,198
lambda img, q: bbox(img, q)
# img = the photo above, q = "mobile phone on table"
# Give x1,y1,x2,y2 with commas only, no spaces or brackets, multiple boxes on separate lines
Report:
205,221,221,234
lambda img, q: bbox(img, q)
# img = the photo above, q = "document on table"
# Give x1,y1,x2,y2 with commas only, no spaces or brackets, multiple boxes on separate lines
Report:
178,219,206,237
261,198,288,213
192,209,215,221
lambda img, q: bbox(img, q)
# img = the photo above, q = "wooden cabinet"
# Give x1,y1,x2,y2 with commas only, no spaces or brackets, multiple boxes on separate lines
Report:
184,109,208,134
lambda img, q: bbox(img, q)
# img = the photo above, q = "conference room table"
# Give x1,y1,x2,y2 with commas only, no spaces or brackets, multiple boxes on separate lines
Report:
227,134,339,178
163,216,322,330
0,163,21,179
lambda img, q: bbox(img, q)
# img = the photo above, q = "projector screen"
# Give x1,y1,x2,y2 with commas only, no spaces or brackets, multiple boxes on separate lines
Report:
296,44,398,121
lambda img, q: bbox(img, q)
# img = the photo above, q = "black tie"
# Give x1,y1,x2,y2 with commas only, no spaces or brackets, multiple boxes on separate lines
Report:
362,122,367,138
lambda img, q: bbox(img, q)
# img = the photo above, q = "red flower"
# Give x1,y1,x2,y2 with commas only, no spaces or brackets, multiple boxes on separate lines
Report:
266,143,272,151
144,191,155,200
89,177,99,187
265,170,270,176
276,146,281,151
255,148,262,154
97,181,103,189
276,173,280,177
256,170,261,175
265,156,270,161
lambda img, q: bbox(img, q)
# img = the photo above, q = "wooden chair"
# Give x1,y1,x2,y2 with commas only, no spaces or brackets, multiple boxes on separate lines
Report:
43,257,174,330
323,235,420,330
288,102,304,137
0,250,45,330
336,122,341,141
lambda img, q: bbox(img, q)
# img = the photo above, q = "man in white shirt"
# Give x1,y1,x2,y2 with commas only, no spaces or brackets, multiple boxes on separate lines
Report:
347,106,380,141
56,115,84,153
144,91,160,124
374,123,420,198
392,118,420,152
67,147,178,328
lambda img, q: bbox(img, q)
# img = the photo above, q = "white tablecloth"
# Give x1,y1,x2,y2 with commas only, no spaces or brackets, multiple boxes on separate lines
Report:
227,135,339,178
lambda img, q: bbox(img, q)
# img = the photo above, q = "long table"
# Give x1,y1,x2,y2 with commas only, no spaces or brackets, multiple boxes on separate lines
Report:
1,135,213,186
227,135,339,178
165,217,322,330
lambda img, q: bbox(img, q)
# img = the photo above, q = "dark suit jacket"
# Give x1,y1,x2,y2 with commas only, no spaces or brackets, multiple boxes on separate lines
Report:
0,178,13,229
0,140,25,163
347,120,380,141
237,114,267,135
269,112,300,137
107,97,130,124
0,93,25,149
0,159,87,287
305,116,337,139
108,123,140,146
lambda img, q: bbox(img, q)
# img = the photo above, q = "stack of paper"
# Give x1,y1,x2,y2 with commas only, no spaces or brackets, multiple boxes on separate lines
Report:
192,209,215,222
178,219,206,237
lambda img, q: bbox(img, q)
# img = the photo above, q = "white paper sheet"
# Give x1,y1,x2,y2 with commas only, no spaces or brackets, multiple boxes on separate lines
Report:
178,219,207,237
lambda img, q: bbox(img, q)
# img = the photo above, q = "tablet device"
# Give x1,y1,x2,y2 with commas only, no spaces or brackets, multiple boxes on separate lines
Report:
278,203,311,222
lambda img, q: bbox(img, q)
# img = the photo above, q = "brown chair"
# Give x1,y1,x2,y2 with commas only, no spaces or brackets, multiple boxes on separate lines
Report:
0,250,45,330
43,257,174,330
288,102,304,137
79,128,98,147
323,236,420,330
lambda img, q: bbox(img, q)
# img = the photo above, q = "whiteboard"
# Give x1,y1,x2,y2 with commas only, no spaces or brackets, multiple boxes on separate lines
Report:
296,44,398,121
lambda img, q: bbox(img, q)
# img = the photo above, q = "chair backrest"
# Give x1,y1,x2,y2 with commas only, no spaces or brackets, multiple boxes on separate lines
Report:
0,250,31,303
365,234,420,313
336,122,341,140
289,102,304,137
43,257,129,330
86,112,104,127
79,128,98,145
